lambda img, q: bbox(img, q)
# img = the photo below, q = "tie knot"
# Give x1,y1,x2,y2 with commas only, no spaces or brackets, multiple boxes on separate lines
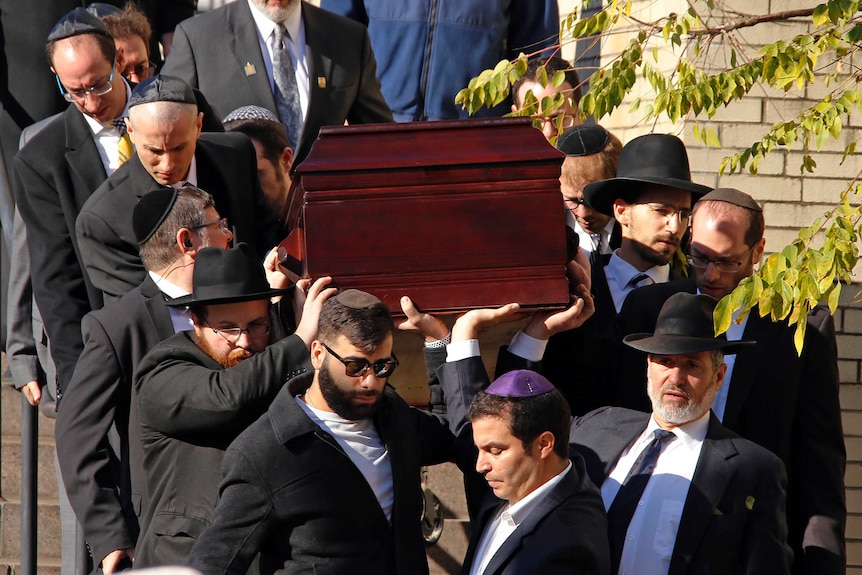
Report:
653,429,676,446
113,117,127,136
272,23,287,48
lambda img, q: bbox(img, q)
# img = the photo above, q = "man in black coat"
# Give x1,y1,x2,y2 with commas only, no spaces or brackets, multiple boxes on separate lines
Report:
76,75,280,302
161,0,393,168
11,8,132,401
133,244,332,567
55,186,232,573
612,188,846,574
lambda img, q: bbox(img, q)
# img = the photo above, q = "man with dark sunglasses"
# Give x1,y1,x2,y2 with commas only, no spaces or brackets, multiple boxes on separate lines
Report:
132,243,334,568
188,289,480,575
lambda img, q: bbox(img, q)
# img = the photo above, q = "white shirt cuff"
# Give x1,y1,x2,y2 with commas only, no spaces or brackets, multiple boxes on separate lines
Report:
446,339,480,362
507,330,547,363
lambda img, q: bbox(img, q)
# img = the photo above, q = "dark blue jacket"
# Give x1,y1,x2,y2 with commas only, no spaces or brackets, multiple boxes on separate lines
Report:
321,0,559,121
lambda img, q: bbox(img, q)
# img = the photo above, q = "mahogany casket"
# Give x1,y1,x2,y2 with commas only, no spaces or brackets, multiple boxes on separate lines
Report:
279,117,570,314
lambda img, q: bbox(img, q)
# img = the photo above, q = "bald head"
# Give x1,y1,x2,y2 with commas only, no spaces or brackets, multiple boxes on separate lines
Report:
127,101,202,185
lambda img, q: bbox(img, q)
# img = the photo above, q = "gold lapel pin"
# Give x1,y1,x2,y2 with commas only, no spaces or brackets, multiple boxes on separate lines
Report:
317,77,326,89
245,62,257,76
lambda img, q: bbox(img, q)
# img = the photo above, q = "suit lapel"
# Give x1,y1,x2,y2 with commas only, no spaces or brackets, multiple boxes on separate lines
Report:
226,0,277,112
592,254,616,325
63,107,107,209
299,4,330,156
481,469,575,575
668,417,738,575
460,496,504,575
721,314,779,429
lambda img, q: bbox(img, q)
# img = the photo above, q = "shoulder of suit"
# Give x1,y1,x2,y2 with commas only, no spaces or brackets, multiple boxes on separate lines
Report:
16,109,78,160
574,406,646,429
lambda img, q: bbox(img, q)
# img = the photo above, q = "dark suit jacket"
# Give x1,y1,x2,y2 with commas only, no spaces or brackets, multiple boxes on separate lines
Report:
612,280,846,574
188,370,472,575
76,132,280,301
12,104,107,396
460,457,610,575
571,407,792,574
54,275,175,564
133,331,311,567
162,0,393,168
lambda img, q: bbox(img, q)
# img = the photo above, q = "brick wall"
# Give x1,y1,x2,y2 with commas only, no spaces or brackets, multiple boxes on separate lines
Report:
557,0,862,568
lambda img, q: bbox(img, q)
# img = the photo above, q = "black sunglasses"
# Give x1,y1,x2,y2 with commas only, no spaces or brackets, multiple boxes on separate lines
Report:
322,343,399,378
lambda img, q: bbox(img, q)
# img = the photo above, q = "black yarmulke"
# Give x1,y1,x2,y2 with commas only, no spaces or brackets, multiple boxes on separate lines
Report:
133,187,178,245
335,289,384,310
699,188,762,212
85,3,122,18
128,75,197,108
556,125,610,157
48,7,112,43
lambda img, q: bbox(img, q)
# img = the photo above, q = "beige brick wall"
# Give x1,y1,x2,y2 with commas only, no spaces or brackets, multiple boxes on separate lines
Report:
558,0,862,567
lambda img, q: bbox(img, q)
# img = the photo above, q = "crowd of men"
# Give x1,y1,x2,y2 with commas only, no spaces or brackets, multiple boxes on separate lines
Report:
0,1,847,575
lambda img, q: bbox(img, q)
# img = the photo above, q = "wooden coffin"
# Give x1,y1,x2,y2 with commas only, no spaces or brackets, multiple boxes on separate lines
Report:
279,117,570,314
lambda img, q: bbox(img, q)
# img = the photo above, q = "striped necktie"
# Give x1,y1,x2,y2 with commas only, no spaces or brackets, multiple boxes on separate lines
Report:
113,117,133,166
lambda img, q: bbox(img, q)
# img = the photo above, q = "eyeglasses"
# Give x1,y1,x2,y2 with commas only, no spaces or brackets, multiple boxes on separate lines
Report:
686,247,755,274
563,197,587,213
638,202,692,223
192,217,230,232
533,114,576,133
322,343,399,378
122,61,156,80
56,67,115,103
206,322,271,343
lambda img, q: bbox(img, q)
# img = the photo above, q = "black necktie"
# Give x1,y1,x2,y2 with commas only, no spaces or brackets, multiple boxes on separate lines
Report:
628,272,655,289
607,429,676,572
590,233,602,265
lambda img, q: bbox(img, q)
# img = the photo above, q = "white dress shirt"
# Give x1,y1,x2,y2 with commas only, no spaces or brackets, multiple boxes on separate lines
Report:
82,80,132,176
604,251,671,313
602,413,709,575
248,0,310,121
470,461,573,575
572,218,615,259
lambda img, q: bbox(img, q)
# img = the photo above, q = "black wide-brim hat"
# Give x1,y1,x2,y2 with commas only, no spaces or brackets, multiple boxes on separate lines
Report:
167,243,291,307
623,292,755,355
583,133,713,216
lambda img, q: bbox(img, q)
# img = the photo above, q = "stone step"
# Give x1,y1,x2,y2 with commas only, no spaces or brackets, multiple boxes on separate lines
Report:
0,442,59,502
1,385,56,442
0,501,62,561
0,558,62,575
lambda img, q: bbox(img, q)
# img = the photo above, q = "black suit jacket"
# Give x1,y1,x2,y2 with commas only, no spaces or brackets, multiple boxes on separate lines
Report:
133,331,311,567
12,104,107,395
460,457,610,575
54,275,175,564
76,132,280,301
572,407,792,574
613,280,846,574
162,0,393,168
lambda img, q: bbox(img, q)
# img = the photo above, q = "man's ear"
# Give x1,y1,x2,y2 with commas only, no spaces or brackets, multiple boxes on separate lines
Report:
310,340,326,369
177,228,197,254
280,146,294,175
613,198,630,225
534,431,556,459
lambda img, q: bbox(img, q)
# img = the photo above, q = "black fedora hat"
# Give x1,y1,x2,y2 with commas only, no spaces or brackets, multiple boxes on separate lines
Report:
167,243,290,307
623,292,755,355
583,133,713,216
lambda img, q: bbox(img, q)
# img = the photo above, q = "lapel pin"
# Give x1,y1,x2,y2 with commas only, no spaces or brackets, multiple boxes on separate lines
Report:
317,77,326,89
245,62,257,76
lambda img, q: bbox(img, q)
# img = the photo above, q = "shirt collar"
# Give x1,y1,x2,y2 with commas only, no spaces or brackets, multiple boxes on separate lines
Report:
645,410,710,449
248,0,302,43
503,460,572,526
169,156,197,188
82,78,132,135
148,270,190,299
607,250,670,289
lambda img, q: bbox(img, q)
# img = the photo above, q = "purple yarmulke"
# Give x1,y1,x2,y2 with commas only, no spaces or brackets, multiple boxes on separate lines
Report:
486,370,555,398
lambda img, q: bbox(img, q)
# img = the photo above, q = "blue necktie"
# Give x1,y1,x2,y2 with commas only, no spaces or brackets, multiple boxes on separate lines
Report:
607,429,676,572
270,24,303,149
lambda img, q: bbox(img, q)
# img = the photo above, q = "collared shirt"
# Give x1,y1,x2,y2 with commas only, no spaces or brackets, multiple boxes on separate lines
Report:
602,412,709,575
148,271,192,333
295,396,394,520
470,461,573,575
572,218,615,258
248,0,310,120
604,251,671,313
168,157,198,188
82,80,132,176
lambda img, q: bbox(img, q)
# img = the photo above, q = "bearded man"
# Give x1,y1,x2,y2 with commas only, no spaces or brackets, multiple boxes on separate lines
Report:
188,289,481,575
132,243,334,567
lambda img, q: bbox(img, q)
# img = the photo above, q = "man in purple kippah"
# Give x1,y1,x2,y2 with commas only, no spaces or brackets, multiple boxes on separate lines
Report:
462,369,610,574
